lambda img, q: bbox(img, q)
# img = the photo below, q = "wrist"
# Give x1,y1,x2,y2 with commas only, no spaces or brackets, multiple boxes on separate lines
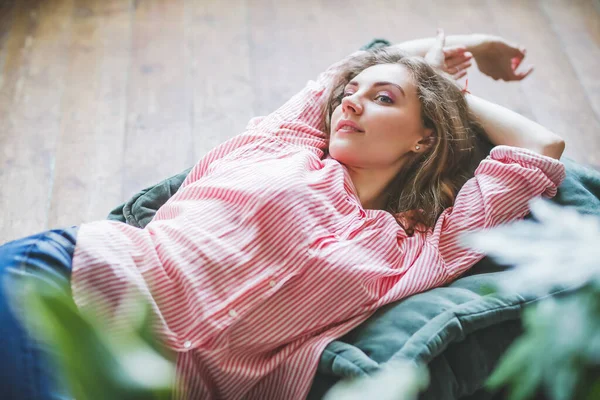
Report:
466,34,496,57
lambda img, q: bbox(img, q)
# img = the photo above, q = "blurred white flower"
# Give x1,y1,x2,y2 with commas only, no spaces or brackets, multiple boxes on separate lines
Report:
461,198,600,294
323,361,429,400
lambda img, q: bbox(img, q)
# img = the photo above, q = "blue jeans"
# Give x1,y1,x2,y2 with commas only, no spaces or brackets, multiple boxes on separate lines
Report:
0,227,78,399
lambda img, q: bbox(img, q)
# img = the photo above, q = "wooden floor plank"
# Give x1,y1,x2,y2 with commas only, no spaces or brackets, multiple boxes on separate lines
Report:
247,0,395,117
248,0,335,117
186,0,254,161
47,0,132,229
0,0,73,243
314,0,388,55
488,0,600,166
383,0,437,41
0,0,34,151
542,0,600,124
0,0,17,82
122,0,194,199
248,0,302,116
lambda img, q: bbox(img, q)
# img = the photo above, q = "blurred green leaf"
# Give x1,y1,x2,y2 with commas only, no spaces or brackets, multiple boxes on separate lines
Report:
465,201,600,400
477,283,498,296
15,276,176,400
486,336,539,395
550,366,579,400
487,287,600,400
584,376,600,400
509,347,543,400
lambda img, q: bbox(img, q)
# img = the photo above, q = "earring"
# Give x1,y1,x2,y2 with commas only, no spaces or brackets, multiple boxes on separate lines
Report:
415,145,420,150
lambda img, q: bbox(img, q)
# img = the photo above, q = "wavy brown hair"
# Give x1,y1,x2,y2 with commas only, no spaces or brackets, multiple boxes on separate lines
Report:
323,48,493,235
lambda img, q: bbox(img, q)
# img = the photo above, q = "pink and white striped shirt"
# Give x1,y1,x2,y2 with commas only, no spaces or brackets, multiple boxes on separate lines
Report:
71,53,566,399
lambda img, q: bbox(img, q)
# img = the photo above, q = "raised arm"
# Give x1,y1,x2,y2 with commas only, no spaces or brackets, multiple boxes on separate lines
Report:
422,30,565,160
428,145,566,280
467,94,565,160
419,31,567,280
393,32,534,82
391,33,489,57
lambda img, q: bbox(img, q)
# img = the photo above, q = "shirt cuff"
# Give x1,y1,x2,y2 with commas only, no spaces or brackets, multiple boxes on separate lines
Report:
487,145,567,190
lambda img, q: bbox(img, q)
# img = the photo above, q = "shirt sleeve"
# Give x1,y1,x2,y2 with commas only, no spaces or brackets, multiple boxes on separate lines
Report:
426,145,567,280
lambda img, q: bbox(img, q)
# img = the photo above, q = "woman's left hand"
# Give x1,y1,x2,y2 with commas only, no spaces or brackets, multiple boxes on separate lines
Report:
425,29,473,80
471,35,534,81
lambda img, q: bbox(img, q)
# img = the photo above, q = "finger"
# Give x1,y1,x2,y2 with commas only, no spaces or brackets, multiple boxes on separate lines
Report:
445,52,473,69
511,56,523,70
445,59,472,75
512,44,527,59
435,28,446,50
504,63,533,81
453,70,468,80
514,65,534,81
425,29,447,68
443,45,467,57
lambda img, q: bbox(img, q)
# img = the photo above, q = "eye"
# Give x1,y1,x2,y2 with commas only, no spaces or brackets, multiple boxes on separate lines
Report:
375,94,393,104
342,91,354,98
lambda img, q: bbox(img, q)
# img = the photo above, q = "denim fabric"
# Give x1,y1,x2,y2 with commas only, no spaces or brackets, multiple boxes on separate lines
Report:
0,227,78,400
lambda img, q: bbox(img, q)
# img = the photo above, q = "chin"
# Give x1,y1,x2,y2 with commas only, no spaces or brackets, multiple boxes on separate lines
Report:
328,143,361,166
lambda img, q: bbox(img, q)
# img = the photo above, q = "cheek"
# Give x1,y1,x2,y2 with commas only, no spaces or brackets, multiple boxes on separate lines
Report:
369,110,407,141
379,107,408,126
377,109,423,142
366,110,421,161
329,106,342,135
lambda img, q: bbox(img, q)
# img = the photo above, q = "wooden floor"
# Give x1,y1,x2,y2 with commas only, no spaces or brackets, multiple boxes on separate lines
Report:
1,0,599,244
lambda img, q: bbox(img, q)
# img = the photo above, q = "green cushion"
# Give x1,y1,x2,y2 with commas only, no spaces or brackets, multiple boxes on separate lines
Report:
108,167,192,228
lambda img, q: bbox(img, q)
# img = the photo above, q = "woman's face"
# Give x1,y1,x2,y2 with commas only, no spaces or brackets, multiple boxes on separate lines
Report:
329,63,431,172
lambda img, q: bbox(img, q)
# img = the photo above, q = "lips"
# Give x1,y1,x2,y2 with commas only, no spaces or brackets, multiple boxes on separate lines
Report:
336,119,364,133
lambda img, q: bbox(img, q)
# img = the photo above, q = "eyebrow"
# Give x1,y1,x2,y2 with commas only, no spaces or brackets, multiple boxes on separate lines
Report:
347,80,406,97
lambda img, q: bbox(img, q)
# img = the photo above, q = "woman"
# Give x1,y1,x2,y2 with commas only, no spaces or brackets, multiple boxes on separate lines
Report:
0,31,565,399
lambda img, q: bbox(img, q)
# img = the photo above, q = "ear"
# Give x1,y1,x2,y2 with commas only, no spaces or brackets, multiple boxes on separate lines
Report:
416,128,435,150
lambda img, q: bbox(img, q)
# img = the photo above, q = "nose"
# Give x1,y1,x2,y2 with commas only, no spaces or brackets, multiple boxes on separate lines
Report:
341,95,363,115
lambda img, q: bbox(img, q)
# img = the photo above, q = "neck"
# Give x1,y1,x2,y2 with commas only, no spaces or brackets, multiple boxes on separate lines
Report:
345,163,404,210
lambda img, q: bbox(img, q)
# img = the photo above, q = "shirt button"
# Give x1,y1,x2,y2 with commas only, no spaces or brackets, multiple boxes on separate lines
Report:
229,309,238,318
269,280,276,288
184,340,192,349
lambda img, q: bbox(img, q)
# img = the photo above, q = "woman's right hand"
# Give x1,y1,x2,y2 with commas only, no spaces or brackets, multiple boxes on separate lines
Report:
425,29,474,80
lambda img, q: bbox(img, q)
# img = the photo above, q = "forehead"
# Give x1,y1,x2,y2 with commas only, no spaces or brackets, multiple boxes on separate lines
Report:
352,63,416,93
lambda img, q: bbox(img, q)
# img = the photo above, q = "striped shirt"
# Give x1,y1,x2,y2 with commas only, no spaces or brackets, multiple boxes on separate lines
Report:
71,52,566,399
